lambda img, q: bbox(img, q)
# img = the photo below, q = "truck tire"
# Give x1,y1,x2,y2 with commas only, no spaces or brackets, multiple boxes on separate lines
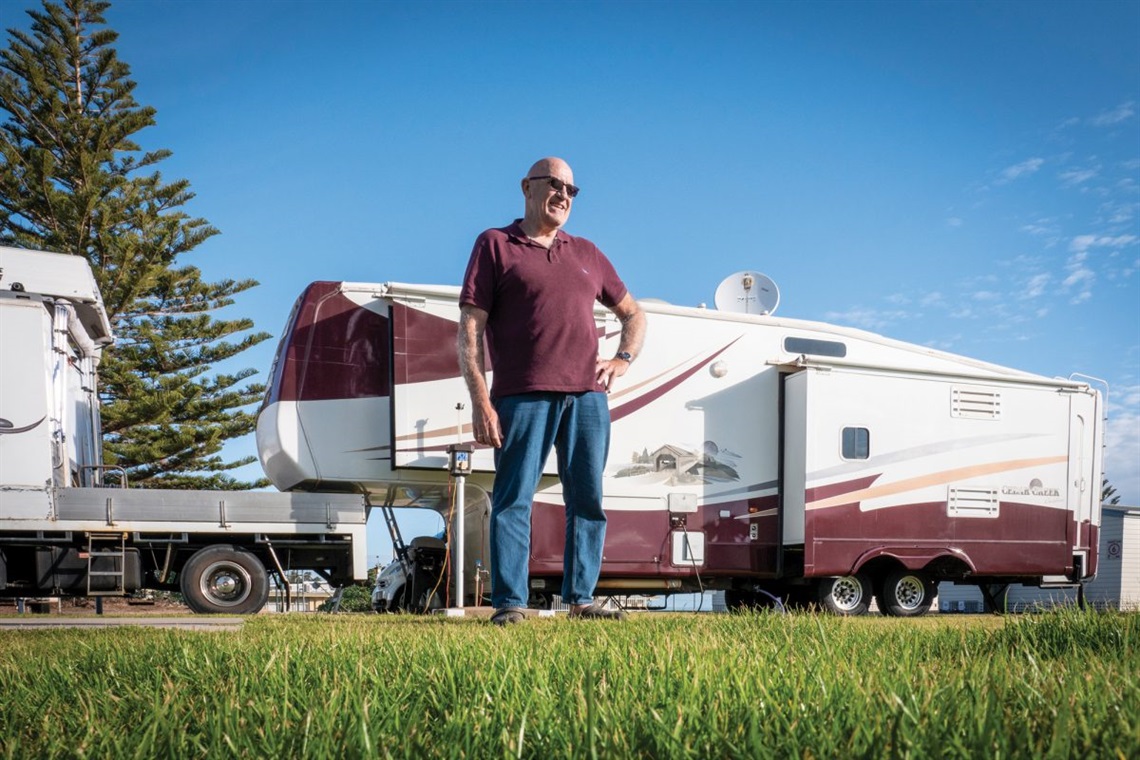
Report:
878,569,935,617
180,545,269,615
817,574,872,615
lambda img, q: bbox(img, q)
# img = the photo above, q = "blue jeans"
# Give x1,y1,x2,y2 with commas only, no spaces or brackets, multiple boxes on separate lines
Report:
490,391,610,608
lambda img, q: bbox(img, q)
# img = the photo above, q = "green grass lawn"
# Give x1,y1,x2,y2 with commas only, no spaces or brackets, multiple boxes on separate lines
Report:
1,610,1136,759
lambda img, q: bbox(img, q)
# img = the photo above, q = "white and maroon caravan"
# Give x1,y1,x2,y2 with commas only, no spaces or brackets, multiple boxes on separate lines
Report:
257,277,1104,616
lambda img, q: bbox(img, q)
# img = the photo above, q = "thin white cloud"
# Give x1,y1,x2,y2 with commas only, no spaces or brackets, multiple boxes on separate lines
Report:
822,307,910,332
1089,101,1136,127
998,157,1044,184
1062,251,1095,303
923,333,963,351
1021,220,1059,237
1024,273,1050,299
973,290,1002,301
1059,167,1099,186
1055,116,1081,131
946,217,963,228
920,291,944,307
1070,234,1139,253
1100,200,1138,225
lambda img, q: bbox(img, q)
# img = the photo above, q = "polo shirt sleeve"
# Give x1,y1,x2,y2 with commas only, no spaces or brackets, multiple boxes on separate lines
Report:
595,247,628,309
459,231,495,312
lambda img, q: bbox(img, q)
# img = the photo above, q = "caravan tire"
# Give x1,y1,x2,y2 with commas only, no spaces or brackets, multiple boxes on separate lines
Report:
878,569,935,617
817,574,872,615
181,546,269,615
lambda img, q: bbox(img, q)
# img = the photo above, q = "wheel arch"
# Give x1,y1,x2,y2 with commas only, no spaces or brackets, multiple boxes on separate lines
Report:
852,547,976,581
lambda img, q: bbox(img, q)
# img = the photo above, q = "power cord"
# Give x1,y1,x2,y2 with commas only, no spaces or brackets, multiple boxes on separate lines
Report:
677,518,705,613
422,476,457,613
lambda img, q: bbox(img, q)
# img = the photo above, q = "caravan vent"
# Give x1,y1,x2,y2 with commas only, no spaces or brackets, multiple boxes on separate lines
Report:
947,487,999,518
951,387,1001,419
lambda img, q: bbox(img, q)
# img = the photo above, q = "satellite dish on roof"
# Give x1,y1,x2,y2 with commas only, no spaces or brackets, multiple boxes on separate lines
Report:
714,271,779,315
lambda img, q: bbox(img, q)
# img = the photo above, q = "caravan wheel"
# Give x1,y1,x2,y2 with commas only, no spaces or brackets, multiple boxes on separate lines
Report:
878,569,935,617
816,574,872,615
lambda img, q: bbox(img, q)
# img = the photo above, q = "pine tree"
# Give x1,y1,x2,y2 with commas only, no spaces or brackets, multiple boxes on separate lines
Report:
0,0,270,489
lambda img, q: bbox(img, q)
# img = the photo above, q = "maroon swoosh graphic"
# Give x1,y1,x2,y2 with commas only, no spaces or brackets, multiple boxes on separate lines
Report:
609,337,742,422
396,442,490,453
0,416,46,434
804,474,882,503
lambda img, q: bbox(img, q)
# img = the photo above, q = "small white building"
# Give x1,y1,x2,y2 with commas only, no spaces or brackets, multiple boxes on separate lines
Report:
264,579,337,613
938,504,1140,612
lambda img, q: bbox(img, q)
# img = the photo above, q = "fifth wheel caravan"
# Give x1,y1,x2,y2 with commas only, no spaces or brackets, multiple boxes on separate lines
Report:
256,277,1104,616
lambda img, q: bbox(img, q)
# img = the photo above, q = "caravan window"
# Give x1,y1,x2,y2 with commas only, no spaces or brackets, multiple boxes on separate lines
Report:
842,427,870,460
784,337,847,358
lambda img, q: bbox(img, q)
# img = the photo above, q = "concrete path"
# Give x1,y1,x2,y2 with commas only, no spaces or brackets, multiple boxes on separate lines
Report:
0,616,245,631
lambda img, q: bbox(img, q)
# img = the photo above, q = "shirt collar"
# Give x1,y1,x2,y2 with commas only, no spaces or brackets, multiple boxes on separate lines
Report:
506,219,564,248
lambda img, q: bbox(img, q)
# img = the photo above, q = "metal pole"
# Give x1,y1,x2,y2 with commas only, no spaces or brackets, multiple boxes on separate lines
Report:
453,473,465,612
445,443,473,617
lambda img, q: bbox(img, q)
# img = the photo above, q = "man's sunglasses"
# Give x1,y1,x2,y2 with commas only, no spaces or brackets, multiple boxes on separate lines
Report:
526,175,580,198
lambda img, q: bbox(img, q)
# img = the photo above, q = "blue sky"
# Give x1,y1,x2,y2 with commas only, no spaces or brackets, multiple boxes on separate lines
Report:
4,0,1138,563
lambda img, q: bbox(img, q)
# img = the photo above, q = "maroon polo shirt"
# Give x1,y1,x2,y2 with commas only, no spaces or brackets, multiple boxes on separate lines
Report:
460,220,628,399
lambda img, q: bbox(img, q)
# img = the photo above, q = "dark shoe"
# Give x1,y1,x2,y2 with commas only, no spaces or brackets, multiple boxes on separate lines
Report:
490,607,526,626
568,603,626,621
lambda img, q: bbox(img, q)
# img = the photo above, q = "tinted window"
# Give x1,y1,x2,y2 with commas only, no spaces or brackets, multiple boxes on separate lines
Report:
842,427,870,460
784,337,847,358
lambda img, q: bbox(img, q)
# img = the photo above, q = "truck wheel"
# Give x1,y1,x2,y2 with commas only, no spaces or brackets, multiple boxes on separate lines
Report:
817,574,872,615
180,546,269,615
878,569,934,617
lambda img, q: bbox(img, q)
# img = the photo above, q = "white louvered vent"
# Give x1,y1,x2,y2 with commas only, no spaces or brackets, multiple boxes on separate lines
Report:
951,386,1002,419
947,487,1000,518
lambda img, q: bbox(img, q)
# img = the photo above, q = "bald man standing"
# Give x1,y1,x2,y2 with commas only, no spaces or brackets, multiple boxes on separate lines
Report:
458,158,646,625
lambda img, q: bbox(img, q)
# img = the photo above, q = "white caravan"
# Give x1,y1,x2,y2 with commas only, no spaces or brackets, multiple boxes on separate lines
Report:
0,247,368,614
257,277,1104,616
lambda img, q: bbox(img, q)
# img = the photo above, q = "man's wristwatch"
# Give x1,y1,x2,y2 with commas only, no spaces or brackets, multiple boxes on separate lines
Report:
615,351,633,363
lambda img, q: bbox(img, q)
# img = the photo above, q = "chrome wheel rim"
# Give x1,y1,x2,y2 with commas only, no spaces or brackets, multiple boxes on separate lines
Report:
831,576,865,612
199,560,253,608
894,576,927,611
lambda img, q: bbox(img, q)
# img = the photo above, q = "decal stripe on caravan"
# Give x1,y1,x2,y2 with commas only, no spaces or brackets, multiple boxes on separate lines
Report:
609,337,741,422
806,455,1067,511
392,337,742,449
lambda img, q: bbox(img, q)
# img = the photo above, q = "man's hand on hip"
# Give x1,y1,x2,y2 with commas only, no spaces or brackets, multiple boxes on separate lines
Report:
596,356,630,392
